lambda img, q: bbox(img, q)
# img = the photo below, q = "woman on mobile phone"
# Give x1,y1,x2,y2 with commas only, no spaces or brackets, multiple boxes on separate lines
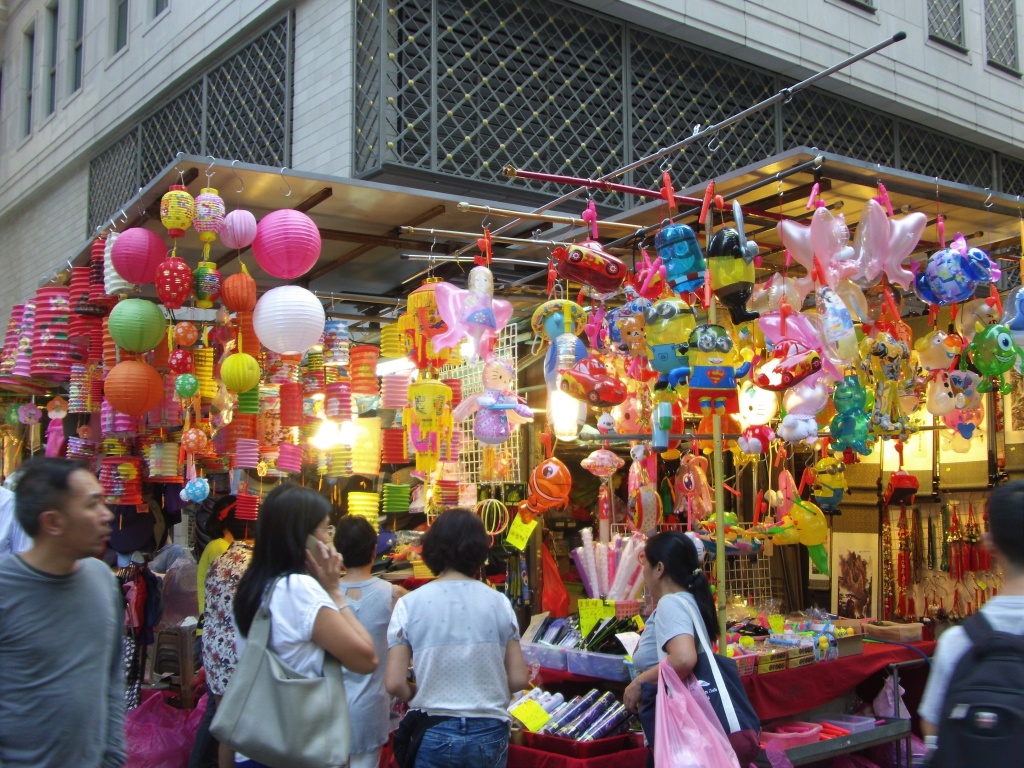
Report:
232,483,377,768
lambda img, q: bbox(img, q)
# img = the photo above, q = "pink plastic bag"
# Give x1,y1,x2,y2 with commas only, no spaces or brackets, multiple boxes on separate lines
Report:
125,691,207,768
654,657,740,768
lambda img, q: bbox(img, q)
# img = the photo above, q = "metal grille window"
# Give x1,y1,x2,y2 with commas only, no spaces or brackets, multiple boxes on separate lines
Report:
985,0,1020,73
70,0,84,93
45,4,58,116
928,0,966,50
88,16,292,233
781,88,897,167
899,122,993,188
23,26,34,137
113,0,128,53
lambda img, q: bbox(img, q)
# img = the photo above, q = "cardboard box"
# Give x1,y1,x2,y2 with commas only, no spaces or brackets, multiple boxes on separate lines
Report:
836,633,864,657
863,621,923,643
787,647,816,668
756,648,789,674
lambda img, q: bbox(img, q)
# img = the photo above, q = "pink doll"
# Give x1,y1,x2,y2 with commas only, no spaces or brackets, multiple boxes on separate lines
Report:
674,454,712,529
451,357,533,445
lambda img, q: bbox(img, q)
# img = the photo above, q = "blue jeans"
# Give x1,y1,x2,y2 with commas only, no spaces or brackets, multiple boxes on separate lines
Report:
415,717,510,768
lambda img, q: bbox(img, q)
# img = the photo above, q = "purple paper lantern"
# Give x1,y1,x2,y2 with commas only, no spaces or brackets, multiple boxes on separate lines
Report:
252,209,322,280
220,209,258,250
110,228,167,285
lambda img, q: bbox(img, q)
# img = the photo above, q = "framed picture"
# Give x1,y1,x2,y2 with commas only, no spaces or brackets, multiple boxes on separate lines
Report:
1002,369,1024,443
831,532,878,620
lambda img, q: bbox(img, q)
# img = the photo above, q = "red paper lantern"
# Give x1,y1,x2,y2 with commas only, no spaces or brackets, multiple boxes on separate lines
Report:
279,381,304,427
155,257,193,309
110,228,166,286
104,360,163,416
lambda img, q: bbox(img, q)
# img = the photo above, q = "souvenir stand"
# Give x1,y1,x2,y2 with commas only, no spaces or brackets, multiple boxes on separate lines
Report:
0,28,1021,768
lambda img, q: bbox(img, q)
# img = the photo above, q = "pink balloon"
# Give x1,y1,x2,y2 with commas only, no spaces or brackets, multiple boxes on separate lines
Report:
849,199,889,288
884,212,927,289
759,310,843,380
432,268,513,362
808,207,854,288
220,209,258,250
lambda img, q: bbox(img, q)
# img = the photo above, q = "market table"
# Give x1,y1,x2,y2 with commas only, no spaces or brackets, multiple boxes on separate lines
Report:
741,640,935,722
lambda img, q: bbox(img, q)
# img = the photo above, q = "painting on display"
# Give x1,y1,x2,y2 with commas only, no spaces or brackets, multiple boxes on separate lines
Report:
831,532,878,620
1002,369,1024,443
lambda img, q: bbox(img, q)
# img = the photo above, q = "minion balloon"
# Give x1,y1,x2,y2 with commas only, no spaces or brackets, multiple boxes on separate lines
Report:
707,201,760,325
668,324,751,415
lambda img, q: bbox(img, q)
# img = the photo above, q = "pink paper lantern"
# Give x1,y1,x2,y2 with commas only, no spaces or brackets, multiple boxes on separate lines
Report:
252,209,321,280
110,228,166,285
220,209,258,250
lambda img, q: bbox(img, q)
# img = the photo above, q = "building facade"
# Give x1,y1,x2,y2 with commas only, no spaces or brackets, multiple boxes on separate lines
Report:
0,0,1020,317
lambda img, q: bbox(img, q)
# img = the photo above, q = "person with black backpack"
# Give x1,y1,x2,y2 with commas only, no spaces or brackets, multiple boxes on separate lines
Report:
919,480,1024,767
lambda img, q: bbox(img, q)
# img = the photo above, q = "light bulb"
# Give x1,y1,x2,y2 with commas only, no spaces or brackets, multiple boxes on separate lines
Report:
311,419,340,450
549,388,581,441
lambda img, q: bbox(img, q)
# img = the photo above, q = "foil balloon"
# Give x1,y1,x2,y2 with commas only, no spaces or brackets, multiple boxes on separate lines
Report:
760,310,843,380
655,222,705,294
581,448,624,478
915,329,962,372
520,456,572,522
963,323,1024,394
914,234,1001,305
451,357,533,445
778,376,831,445
829,375,874,455
432,266,513,362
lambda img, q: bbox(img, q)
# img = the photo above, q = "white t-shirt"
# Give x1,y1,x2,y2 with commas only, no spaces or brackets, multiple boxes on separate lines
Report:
387,579,519,721
919,595,1024,725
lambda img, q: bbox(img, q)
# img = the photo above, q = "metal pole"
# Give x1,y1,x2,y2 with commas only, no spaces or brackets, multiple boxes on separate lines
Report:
454,32,906,256
456,201,642,232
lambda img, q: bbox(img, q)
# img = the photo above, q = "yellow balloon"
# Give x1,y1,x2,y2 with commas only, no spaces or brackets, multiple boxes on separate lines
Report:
791,500,828,547
771,516,801,545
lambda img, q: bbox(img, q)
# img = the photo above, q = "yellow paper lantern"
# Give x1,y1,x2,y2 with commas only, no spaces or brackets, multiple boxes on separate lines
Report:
220,352,261,393
160,185,195,239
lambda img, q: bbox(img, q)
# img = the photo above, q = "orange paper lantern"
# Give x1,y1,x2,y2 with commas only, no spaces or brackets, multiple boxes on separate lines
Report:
221,264,257,312
104,361,163,416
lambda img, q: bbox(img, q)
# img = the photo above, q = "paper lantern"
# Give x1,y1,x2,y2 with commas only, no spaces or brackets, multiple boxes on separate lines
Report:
322,319,350,367
221,352,261,393
403,379,452,473
168,349,193,374
279,381,304,427
193,188,225,245
160,184,195,239
221,263,257,312
193,261,222,309
108,299,166,352
221,209,258,250
181,427,208,454
103,232,135,297
253,286,325,354
276,442,302,473
351,417,382,475
237,384,260,415
174,322,199,346
104,360,163,415
323,381,351,421
110,228,166,286
236,311,260,356
175,373,200,399
155,257,193,310
252,209,322,279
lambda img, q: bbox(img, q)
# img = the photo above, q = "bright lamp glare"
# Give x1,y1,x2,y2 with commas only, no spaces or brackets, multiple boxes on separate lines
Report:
311,419,341,450
549,388,580,441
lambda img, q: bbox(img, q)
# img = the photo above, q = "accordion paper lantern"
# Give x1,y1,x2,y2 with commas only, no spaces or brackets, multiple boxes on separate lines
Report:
276,442,302,473
193,261,222,309
234,492,260,521
381,373,412,409
221,209,258,250
278,382,304,427
110,228,166,286
253,286,325,354
220,352,261,393
348,491,381,532
322,319,350,367
382,483,412,514
323,381,351,422
194,348,217,401
379,324,406,359
103,232,135,297
236,384,260,415
104,360,164,416
381,427,408,464
327,444,351,478
252,209,322,280
221,264,257,312
234,438,260,469
90,236,117,307
350,417,382,475
236,311,260,357
108,299,166,352
160,185,195,239
193,188,225,246
349,345,381,396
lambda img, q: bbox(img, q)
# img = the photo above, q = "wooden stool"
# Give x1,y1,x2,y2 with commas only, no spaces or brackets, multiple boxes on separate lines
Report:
151,627,197,709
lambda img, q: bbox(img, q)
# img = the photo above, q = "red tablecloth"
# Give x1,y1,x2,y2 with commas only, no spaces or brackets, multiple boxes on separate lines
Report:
741,640,935,721
508,744,648,768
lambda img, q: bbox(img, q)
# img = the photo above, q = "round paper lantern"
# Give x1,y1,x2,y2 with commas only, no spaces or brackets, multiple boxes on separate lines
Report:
160,185,195,239
221,209,258,250
104,360,163,416
175,373,200,399
174,322,199,346
110,228,166,285
168,349,193,374
220,352,261,393
193,188,225,244
108,299,166,352
193,261,222,309
221,264,257,312
155,257,193,309
181,427,208,454
252,209,321,280
253,286,325,354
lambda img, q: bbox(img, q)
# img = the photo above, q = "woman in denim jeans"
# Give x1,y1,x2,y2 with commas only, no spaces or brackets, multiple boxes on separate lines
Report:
385,509,530,768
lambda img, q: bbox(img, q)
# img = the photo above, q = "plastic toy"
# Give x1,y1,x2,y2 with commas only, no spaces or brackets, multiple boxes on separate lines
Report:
816,285,858,364
643,297,697,383
551,240,626,296
777,205,853,299
735,381,778,455
628,446,662,534
754,340,822,390
778,377,831,446
847,199,927,289
811,456,847,514
915,329,962,372
760,310,843,381
452,357,533,445
531,300,588,388
926,372,960,416
674,454,712,528
1006,287,1024,331
956,297,1001,342
829,375,873,455
433,266,514,362
631,248,666,299
750,273,803,315
403,378,453,472
668,324,752,414
581,448,624,478
706,201,760,324
861,332,913,434
914,234,1001,305
654,222,705,294
560,355,627,406
520,455,572,523
962,322,1024,394
765,468,798,523
943,404,984,440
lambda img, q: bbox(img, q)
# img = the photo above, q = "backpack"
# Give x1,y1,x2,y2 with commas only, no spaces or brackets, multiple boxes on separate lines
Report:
932,612,1024,768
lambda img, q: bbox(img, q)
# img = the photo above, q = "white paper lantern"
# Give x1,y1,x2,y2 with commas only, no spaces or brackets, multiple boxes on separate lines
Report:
253,286,325,354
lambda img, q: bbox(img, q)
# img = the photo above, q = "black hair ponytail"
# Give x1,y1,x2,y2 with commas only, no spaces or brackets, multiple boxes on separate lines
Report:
645,531,719,642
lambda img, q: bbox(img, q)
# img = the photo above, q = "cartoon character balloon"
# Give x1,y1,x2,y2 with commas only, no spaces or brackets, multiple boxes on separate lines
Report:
735,381,778,455
915,329,962,372
669,324,752,415
778,376,832,446
655,222,705,295
452,357,533,444
914,234,1001,305
643,297,697,383
829,375,873,455
706,201,760,325
520,456,572,523
674,454,712,527
433,266,513,362
403,378,453,472
963,323,1024,394
811,456,847,514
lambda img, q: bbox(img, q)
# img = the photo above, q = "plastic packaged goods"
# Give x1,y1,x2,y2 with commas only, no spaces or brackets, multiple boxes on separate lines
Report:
556,691,617,739
578,703,631,742
540,690,600,733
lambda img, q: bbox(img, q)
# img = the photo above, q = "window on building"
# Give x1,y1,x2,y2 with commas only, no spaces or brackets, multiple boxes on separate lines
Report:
71,0,84,93
113,0,128,53
154,0,168,17
45,3,58,116
928,0,967,50
985,0,1020,73
23,26,35,136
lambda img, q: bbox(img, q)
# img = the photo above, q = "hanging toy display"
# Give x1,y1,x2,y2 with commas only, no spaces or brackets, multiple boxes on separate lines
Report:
643,297,697,386
668,324,752,414
531,299,588,393
914,328,962,372
962,323,1024,394
451,357,533,445
706,201,760,324
433,266,514,362
403,378,453,472
811,455,847,515
654,221,705,295
914,233,1001,305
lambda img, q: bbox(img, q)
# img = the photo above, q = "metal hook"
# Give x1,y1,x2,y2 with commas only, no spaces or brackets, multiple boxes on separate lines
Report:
120,208,128,223
136,187,147,216
230,160,244,194
983,189,993,209
174,151,186,184
659,159,671,173
280,167,292,198
706,135,721,153
205,156,216,184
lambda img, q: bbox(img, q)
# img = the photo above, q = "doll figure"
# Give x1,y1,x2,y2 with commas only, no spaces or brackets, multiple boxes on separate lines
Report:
452,357,533,445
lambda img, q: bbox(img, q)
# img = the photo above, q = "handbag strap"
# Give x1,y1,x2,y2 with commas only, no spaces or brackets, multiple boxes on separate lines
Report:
245,575,284,653
676,593,741,733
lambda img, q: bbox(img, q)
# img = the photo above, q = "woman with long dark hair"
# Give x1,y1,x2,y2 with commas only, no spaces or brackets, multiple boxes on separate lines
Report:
232,484,377,768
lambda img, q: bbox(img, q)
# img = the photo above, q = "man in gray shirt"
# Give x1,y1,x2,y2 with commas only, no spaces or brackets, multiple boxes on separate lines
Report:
0,457,126,767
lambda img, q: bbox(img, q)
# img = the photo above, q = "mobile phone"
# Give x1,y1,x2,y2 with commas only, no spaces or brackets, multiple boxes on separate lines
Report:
306,535,324,558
